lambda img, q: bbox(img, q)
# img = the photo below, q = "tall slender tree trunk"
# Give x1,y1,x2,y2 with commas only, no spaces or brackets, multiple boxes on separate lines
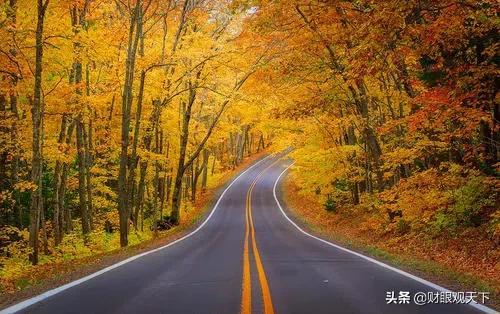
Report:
40,199,49,254
166,169,172,202
12,152,21,228
257,133,264,152
351,181,360,205
84,66,94,228
84,119,93,228
191,157,199,201
118,1,141,247
127,70,146,225
61,120,75,233
70,2,92,238
7,0,22,228
211,153,216,176
29,0,49,265
53,115,67,245
134,161,147,230
201,149,209,191
152,140,160,232
76,116,91,236
171,88,196,223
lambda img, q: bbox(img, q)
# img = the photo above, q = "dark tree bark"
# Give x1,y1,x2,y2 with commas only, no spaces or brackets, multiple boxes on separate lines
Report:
134,161,147,230
84,65,94,228
257,133,264,152
29,0,49,265
351,182,360,205
84,120,93,228
191,157,199,201
76,116,91,236
211,152,216,176
53,114,67,245
0,0,23,228
61,120,75,233
71,2,92,238
170,85,197,224
118,1,142,247
127,70,146,226
201,149,209,191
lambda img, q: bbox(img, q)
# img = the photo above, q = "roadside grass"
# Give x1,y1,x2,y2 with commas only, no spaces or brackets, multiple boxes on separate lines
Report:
361,245,495,294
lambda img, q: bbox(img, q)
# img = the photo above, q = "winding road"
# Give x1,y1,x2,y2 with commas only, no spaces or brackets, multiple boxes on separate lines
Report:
2,154,494,314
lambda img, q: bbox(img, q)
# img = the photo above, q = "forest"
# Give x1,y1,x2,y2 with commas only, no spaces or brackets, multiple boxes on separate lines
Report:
0,0,498,301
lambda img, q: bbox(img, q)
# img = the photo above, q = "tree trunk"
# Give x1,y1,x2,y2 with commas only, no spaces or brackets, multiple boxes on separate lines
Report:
166,169,172,202
134,161,147,230
171,173,183,223
184,175,190,200
83,119,93,229
211,153,216,176
40,199,49,254
118,1,142,247
84,63,94,228
12,153,21,228
29,0,49,266
8,0,21,228
152,127,161,231
351,181,360,205
201,149,209,191
243,126,249,157
70,2,92,238
152,161,159,230
191,158,199,201
127,70,146,225
171,93,195,223
53,114,67,246
76,116,91,237
257,133,264,152
61,120,75,233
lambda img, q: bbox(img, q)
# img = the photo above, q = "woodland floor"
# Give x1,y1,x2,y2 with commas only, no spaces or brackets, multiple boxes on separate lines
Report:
0,151,267,310
282,177,500,311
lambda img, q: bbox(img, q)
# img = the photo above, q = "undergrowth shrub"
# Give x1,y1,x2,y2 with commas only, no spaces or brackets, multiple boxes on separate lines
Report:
430,177,494,235
396,219,411,235
324,194,337,212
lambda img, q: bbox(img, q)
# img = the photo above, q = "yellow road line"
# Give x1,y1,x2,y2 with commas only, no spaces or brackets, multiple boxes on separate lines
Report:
241,158,281,314
248,179,275,314
241,187,252,314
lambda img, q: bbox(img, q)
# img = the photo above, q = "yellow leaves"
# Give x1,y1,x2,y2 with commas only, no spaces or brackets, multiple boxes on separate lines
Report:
383,147,418,166
137,148,167,165
66,176,79,191
13,181,38,192
93,187,114,202
414,138,448,154
288,144,364,197
489,210,500,240
44,139,74,164
377,165,488,229
0,226,31,290
0,190,13,205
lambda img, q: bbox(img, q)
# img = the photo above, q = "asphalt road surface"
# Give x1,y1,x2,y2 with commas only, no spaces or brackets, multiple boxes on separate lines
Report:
3,154,493,314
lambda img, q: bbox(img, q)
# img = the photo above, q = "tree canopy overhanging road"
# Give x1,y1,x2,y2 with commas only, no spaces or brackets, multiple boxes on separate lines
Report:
2,155,493,314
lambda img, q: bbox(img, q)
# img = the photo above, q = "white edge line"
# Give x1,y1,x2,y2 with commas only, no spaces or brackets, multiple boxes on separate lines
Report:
1,155,272,314
272,162,496,314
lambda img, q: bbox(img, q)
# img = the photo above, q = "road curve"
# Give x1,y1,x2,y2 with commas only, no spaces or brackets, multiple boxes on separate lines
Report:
2,154,493,314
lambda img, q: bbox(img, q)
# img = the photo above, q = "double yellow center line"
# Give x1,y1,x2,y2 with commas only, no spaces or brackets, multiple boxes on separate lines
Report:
241,158,281,314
